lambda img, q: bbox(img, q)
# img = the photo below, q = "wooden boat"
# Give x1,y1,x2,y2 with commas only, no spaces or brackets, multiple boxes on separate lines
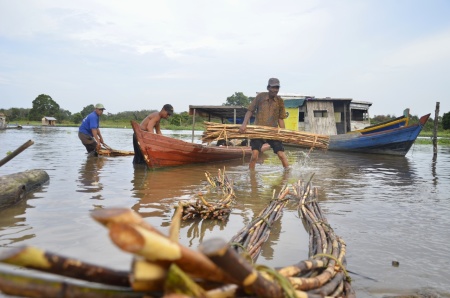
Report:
131,121,269,169
328,113,430,156
352,108,410,135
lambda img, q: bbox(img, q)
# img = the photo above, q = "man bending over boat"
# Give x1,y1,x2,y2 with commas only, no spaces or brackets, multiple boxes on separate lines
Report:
239,78,289,170
133,104,174,164
78,103,106,157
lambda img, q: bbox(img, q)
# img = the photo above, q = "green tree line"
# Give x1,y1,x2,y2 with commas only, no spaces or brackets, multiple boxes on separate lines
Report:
1,93,450,131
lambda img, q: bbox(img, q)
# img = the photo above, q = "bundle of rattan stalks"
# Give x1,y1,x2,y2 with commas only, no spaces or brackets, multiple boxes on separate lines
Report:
202,122,330,150
97,143,134,156
229,185,291,261
177,169,236,221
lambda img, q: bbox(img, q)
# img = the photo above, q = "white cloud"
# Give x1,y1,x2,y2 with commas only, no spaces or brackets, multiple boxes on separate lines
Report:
0,0,449,116
381,28,450,69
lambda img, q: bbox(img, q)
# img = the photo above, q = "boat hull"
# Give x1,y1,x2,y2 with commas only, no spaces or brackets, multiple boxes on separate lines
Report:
329,114,430,156
132,121,265,168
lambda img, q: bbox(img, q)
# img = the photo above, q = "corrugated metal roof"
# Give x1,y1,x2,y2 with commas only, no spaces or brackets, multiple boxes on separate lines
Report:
189,105,248,119
284,98,306,108
43,117,57,120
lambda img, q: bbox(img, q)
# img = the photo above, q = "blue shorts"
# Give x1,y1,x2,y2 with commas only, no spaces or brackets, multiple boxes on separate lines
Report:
250,139,284,154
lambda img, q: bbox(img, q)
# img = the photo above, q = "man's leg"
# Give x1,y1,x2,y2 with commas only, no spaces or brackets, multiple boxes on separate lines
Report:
277,151,289,168
269,140,289,169
78,132,97,154
132,133,145,164
249,149,259,169
249,139,263,169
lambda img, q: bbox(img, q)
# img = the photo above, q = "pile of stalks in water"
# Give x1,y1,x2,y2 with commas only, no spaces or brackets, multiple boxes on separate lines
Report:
177,169,236,221
0,174,354,298
229,185,291,261
202,122,330,150
97,144,134,157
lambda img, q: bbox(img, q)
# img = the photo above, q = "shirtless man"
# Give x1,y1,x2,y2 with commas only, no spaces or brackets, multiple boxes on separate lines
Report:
133,104,174,164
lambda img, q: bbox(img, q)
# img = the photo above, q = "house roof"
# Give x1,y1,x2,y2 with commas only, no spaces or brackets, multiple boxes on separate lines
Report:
189,105,249,119
43,117,57,120
284,99,306,108
189,96,369,119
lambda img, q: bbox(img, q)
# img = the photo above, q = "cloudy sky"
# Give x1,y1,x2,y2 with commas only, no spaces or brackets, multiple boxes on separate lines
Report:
1,0,449,117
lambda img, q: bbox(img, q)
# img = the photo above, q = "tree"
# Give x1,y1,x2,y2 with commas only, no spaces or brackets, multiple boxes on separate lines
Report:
28,94,60,121
80,105,95,118
58,109,72,122
8,108,30,121
72,113,83,124
223,92,251,107
443,112,450,130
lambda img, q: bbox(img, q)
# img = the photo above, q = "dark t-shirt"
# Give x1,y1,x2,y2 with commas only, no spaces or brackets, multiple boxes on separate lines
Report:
247,92,286,127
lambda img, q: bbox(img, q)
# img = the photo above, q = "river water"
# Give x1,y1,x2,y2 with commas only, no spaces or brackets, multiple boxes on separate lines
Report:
0,126,449,298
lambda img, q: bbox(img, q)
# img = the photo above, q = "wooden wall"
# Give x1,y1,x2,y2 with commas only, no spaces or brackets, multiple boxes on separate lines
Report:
305,101,337,135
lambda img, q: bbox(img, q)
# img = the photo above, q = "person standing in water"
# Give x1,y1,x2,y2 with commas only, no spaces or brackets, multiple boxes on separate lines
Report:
239,78,289,169
78,103,107,157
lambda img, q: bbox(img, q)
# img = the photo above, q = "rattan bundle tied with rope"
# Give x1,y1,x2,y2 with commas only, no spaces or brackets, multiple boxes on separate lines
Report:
202,122,330,150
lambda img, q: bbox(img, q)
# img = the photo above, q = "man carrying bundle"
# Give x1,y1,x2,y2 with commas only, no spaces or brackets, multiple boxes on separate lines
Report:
239,78,289,170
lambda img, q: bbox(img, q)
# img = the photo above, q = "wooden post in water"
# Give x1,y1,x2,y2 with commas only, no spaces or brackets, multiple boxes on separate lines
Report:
0,140,34,167
191,108,196,143
433,102,439,157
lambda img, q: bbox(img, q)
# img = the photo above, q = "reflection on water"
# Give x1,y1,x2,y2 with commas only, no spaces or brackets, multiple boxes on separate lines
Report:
0,128,449,297
182,218,228,247
0,197,36,247
130,164,211,219
77,156,106,198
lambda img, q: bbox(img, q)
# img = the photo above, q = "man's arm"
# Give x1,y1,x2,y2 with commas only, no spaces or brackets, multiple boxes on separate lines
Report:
239,110,253,133
278,98,287,129
145,116,161,133
154,121,162,134
97,128,104,141
91,128,103,145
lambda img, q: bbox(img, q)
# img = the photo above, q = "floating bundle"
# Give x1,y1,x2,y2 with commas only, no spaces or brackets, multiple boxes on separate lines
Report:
0,176,354,298
277,178,354,297
229,186,291,261
97,148,134,156
202,122,330,150
98,144,134,156
178,169,236,221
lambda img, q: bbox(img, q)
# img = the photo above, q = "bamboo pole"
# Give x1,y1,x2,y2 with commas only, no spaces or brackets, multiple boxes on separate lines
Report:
0,139,34,167
0,271,140,298
0,246,130,287
433,102,439,157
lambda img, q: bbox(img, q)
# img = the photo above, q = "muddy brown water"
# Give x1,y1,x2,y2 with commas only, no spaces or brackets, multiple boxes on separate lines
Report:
1,126,449,297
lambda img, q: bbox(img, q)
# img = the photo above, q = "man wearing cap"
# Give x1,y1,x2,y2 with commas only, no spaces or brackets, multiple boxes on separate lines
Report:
133,104,174,164
78,103,106,156
239,78,289,169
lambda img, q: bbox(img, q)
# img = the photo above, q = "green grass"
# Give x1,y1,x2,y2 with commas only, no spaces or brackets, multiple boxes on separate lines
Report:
415,137,450,145
418,130,450,145
420,130,450,138
15,120,206,130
